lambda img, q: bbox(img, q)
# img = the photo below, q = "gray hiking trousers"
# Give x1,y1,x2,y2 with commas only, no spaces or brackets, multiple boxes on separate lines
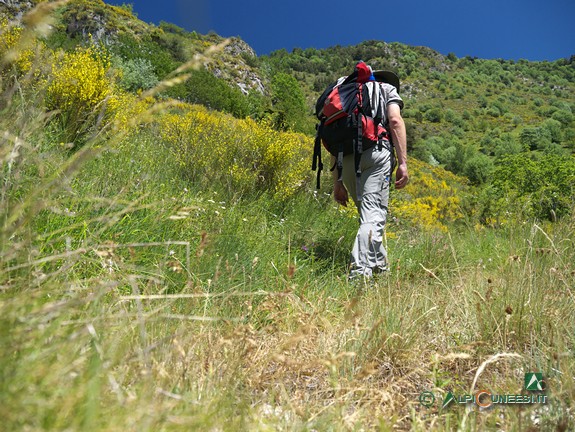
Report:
341,145,393,279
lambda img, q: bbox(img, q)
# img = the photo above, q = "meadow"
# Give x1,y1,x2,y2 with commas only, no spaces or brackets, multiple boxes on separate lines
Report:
1,6,574,431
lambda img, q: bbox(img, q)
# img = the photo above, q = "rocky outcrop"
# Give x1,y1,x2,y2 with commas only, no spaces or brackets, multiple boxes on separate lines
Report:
224,38,266,95
0,0,35,20
64,6,116,44
235,67,266,95
224,38,256,58
206,37,267,95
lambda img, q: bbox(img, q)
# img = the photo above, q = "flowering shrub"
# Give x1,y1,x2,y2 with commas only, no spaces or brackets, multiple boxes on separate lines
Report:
0,18,34,73
47,45,113,110
109,91,154,132
46,45,117,143
157,104,311,197
392,158,466,231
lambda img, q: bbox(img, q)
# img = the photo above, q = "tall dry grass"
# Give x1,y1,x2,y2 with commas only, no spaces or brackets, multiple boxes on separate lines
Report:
1,3,574,431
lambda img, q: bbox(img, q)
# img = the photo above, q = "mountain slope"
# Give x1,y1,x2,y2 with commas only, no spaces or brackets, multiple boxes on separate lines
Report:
3,0,574,220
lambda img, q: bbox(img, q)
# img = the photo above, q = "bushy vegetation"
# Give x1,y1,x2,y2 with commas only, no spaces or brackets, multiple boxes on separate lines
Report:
483,153,575,222
263,41,575,213
114,56,158,92
166,68,258,119
46,44,116,143
156,105,310,197
1,3,574,431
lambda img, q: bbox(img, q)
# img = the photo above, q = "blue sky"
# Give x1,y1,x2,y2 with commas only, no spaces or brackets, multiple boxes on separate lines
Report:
106,0,574,61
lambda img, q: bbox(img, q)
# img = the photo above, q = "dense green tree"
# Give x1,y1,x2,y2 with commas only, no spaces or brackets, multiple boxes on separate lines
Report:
270,73,310,133
542,119,563,144
169,69,251,119
445,139,475,175
519,126,552,151
424,107,443,123
463,153,494,185
552,109,574,125
489,154,575,220
494,137,524,158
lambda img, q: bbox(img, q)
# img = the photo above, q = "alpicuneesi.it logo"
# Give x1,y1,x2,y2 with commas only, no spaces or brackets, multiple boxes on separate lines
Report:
419,373,547,409
525,372,546,391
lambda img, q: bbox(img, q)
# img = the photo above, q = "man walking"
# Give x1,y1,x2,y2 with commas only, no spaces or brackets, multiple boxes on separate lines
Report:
331,76,408,280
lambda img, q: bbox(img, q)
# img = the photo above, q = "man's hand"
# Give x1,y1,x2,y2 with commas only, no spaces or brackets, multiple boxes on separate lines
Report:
394,163,409,189
333,181,348,206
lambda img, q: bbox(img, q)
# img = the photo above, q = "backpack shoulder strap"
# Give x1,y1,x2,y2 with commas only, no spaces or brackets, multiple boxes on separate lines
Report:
364,81,385,120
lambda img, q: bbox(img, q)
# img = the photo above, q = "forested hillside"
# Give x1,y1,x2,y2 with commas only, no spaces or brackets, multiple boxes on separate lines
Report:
1,1,574,431
265,43,575,220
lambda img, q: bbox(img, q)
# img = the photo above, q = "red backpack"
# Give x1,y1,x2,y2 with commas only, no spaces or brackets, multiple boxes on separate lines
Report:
312,61,400,188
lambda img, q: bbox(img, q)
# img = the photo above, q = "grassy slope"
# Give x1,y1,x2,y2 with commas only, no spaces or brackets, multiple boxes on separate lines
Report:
1,3,574,431
2,101,574,431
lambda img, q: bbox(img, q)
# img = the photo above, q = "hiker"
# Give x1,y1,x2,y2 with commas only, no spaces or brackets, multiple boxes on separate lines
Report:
314,62,408,280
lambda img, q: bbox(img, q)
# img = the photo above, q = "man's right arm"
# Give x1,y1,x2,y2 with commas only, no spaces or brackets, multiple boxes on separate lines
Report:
388,103,409,189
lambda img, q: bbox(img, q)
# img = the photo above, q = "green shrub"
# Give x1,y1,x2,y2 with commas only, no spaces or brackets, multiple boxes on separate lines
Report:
463,153,494,185
167,68,251,119
519,126,552,151
424,107,443,123
270,72,310,133
489,153,575,220
552,109,574,125
111,34,179,79
115,57,158,92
